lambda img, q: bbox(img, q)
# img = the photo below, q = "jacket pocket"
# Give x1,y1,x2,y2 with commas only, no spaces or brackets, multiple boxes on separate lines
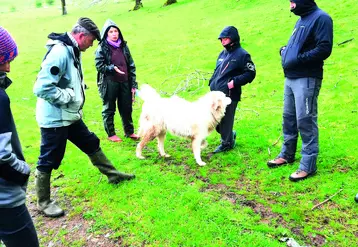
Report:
282,26,305,69
282,43,302,69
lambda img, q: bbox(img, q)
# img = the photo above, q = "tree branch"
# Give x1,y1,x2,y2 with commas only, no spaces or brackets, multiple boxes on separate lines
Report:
312,189,343,210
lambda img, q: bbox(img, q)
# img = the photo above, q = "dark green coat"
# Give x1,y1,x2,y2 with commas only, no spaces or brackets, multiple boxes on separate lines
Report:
95,19,137,99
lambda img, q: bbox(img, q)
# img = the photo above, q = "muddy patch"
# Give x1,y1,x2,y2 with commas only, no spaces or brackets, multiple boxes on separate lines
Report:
27,190,124,247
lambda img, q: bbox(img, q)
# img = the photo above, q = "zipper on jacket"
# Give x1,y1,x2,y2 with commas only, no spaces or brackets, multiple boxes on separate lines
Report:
221,61,230,74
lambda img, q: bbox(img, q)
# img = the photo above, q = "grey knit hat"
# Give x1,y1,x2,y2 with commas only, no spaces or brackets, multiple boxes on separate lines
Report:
77,17,101,41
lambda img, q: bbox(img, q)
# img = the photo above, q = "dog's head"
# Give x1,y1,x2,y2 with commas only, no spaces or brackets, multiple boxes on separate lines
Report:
209,91,232,114
137,84,161,102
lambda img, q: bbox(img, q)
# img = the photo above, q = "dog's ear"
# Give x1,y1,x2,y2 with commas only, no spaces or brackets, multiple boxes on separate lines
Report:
212,97,222,111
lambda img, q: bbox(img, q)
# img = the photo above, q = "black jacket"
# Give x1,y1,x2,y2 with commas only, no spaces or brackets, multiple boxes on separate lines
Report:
209,26,256,101
95,20,137,99
281,2,333,79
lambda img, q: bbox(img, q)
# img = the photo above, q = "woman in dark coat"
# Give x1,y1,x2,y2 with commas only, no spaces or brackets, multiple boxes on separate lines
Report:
95,19,139,142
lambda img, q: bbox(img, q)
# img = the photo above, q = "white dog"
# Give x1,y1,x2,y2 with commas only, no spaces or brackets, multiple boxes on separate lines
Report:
136,84,232,166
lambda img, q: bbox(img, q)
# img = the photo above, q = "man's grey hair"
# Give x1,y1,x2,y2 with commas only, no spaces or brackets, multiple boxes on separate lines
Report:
71,24,91,36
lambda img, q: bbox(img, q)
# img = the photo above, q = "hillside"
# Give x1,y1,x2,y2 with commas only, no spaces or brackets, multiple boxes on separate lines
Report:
1,0,357,246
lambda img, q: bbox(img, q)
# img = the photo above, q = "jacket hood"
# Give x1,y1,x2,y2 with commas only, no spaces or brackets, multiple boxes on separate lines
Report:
218,26,240,44
100,19,124,42
290,0,317,16
48,32,73,46
46,32,80,58
0,72,12,89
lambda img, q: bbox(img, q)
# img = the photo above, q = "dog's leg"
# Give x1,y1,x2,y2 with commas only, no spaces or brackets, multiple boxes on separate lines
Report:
192,138,206,166
201,139,208,150
136,128,156,159
157,132,170,158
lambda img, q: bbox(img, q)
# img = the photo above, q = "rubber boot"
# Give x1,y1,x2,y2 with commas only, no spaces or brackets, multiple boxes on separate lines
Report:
355,193,358,203
89,149,135,184
35,169,64,217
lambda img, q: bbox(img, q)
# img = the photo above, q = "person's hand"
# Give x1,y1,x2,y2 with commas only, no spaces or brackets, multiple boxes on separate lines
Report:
228,80,234,89
114,66,125,74
131,88,136,103
280,46,286,56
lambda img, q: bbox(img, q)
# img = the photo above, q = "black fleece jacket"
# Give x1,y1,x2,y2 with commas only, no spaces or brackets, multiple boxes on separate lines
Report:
281,1,333,79
209,26,256,102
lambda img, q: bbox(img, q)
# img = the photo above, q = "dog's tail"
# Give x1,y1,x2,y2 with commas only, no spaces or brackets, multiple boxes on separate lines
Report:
136,84,160,102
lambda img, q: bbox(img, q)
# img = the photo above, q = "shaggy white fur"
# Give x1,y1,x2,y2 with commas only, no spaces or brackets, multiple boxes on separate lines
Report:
136,84,232,166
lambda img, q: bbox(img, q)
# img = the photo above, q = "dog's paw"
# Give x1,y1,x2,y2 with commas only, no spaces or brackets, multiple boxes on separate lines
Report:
197,161,206,166
137,155,145,159
161,154,171,158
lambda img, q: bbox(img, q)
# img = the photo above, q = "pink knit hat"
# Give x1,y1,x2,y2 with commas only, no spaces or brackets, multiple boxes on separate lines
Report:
0,27,18,65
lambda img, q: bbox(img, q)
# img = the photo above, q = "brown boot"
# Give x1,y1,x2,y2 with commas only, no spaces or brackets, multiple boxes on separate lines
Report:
267,157,293,168
289,169,317,182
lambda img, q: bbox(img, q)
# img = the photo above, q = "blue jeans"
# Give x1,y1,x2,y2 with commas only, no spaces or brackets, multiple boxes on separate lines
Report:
279,77,322,173
37,119,100,173
0,204,39,247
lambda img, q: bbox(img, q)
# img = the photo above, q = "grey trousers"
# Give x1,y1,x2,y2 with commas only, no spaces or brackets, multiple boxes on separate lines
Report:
279,77,322,173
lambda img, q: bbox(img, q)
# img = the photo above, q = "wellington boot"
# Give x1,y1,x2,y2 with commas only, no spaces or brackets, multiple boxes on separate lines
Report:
89,149,135,184
35,169,64,217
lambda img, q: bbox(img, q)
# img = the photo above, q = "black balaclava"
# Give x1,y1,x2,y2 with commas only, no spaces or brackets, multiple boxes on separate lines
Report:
290,0,317,16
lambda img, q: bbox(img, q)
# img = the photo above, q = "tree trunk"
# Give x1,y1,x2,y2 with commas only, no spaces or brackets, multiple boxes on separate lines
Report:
163,0,177,6
133,0,143,10
61,0,67,15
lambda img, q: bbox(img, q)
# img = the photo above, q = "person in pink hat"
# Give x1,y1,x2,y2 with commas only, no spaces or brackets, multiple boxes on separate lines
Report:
0,26,39,247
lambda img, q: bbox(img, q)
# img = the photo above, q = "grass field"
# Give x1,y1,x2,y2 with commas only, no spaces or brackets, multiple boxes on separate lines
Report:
1,0,357,246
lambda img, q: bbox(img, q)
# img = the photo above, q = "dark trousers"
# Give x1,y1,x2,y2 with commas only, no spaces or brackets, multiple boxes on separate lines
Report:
0,204,39,247
216,101,238,146
102,80,134,137
37,119,100,173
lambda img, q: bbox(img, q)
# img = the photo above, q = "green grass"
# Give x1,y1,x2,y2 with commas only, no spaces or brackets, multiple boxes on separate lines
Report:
1,0,358,246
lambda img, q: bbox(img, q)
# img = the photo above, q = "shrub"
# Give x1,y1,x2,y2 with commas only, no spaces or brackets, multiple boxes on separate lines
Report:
46,0,55,6
35,0,43,8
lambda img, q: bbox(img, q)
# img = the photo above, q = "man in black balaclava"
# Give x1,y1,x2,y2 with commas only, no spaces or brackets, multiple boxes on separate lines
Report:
209,26,256,153
267,0,333,182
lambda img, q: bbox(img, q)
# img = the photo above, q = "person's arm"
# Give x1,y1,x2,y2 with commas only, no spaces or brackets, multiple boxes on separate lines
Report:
125,45,137,89
33,44,75,106
208,52,224,86
95,46,116,75
298,15,333,63
231,53,256,87
0,96,30,186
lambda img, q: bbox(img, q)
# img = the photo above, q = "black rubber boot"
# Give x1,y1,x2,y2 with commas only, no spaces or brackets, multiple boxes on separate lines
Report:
89,148,135,184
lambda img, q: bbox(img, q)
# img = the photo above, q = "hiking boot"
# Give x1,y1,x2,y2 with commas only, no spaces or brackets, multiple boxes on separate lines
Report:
213,144,233,153
35,170,64,218
289,169,317,182
267,157,293,168
89,148,135,184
